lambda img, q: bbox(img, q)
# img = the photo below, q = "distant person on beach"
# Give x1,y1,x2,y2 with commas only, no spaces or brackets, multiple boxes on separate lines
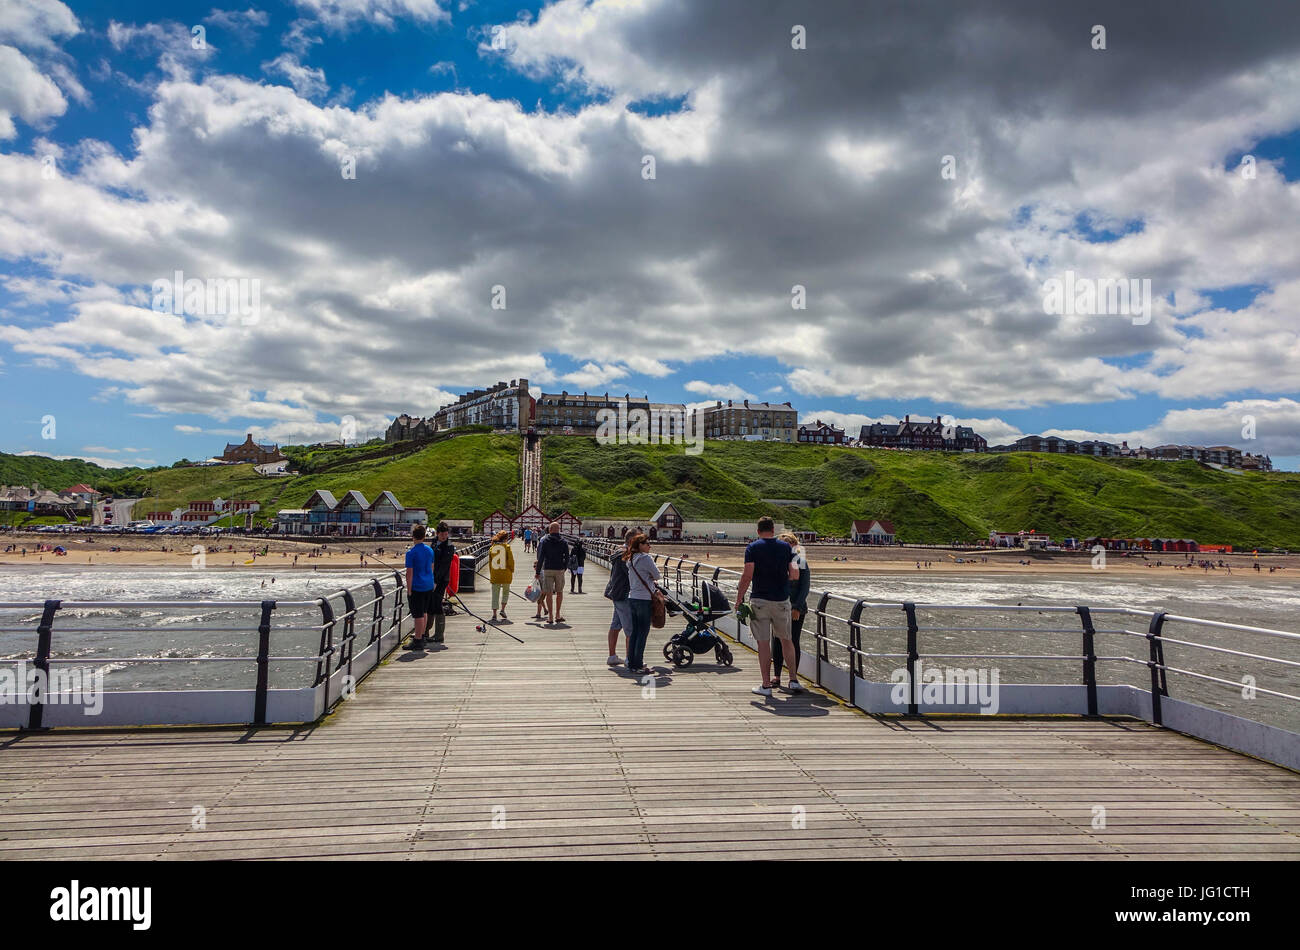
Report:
774,532,811,686
735,516,801,696
403,523,435,650
488,530,514,623
534,523,569,624
427,522,455,643
569,538,586,593
604,535,632,666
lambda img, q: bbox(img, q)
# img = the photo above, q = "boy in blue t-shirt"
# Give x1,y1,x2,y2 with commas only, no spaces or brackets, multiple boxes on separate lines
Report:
403,524,435,649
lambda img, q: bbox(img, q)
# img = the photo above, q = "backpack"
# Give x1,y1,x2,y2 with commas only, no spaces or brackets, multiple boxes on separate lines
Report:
604,556,630,600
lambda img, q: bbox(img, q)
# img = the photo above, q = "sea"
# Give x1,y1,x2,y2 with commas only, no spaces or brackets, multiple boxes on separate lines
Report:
2,565,1297,732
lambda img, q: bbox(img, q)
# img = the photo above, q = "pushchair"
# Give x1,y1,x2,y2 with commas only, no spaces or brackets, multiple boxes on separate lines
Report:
661,581,735,668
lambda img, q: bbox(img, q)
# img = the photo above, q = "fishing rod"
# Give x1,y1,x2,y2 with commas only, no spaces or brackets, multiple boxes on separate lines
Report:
361,548,525,644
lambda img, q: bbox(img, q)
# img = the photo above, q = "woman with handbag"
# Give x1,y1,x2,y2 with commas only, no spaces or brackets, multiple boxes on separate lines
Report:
623,532,663,676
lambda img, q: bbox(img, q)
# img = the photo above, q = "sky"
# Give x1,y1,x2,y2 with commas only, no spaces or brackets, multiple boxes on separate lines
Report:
1,0,1299,470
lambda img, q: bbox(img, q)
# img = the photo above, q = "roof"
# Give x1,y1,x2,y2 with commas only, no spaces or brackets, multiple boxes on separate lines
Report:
443,519,474,528
368,490,405,511
305,490,338,510
65,483,100,494
852,519,895,534
651,502,680,522
338,490,370,508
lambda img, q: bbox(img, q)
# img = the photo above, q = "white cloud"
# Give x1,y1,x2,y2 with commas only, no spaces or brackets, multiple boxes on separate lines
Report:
262,53,328,98
0,0,1298,446
0,45,67,137
290,0,448,31
684,380,754,402
0,0,79,49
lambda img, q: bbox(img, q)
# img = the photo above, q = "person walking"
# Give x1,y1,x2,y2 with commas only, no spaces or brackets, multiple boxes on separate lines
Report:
488,529,514,622
603,535,633,666
402,524,435,650
522,527,532,553
774,532,811,686
533,522,570,624
428,521,455,644
569,538,586,593
624,532,660,676
734,516,801,695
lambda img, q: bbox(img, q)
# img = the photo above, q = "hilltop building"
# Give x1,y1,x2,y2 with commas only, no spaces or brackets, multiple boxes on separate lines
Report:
798,420,845,444
695,399,797,441
433,378,532,432
385,414,435,443
988,436,1272,470
859,416,987,452
221,434,286,465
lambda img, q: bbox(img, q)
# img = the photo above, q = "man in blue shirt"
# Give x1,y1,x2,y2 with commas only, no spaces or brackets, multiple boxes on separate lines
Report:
734,516,801,696
403,523,435,650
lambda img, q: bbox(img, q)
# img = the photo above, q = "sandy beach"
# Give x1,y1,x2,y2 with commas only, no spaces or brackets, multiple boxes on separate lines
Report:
1,534,1293,580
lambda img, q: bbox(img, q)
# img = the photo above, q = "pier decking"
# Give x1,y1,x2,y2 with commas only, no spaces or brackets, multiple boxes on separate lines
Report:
2,542,1298,860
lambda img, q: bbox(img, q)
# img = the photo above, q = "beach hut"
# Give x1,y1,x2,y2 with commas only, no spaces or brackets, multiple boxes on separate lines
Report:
553,511,582,536
511,504,548,538
483,509,511,535
853,519,896,545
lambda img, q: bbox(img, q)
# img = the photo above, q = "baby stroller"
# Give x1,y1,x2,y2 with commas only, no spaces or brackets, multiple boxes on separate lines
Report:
662,581,734,668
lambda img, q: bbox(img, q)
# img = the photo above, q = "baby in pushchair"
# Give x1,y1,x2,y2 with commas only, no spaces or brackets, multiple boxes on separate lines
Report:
662,581,735,668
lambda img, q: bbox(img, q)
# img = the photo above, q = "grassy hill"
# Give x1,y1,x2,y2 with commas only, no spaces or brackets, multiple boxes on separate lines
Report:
541,438,1300,549
0,433,521,527
8,434,1298,547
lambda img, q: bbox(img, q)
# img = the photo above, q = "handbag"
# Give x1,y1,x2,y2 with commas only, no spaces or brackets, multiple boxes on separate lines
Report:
628,555,666,629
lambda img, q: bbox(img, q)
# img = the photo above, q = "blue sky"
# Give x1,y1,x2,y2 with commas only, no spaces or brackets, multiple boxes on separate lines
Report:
2,0,1299,471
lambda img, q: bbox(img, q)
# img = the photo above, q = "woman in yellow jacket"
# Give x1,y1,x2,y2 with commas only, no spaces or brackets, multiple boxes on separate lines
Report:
488,530,515,622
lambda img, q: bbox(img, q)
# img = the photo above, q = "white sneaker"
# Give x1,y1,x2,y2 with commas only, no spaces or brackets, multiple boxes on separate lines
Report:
752,685,772,696
788,679,804,692
607,655,622,666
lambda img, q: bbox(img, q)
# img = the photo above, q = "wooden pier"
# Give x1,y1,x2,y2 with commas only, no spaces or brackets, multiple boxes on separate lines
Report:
2,542,1298,860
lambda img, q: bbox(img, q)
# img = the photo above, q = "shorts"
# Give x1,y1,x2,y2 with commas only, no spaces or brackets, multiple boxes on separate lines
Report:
749,597,792,641
608,599,633,633
408,588,435,618
542,569,566,593
571,566,584,574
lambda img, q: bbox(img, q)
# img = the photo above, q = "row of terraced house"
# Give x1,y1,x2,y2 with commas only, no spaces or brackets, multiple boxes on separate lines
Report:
384,380,1271,470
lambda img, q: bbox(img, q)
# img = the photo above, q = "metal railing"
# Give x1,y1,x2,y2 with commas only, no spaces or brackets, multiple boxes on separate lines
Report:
581,538,1300,769
0,537,495,729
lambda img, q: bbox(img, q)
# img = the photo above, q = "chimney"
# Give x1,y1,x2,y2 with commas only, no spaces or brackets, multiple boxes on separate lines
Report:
727,399,732,407
904,415,910,423
743,399,749,408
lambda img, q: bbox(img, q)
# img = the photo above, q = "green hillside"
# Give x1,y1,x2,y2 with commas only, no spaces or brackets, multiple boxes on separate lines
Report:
541,438,1300,549
7,434,1298,547
0,433,521,527
0,454,145,492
